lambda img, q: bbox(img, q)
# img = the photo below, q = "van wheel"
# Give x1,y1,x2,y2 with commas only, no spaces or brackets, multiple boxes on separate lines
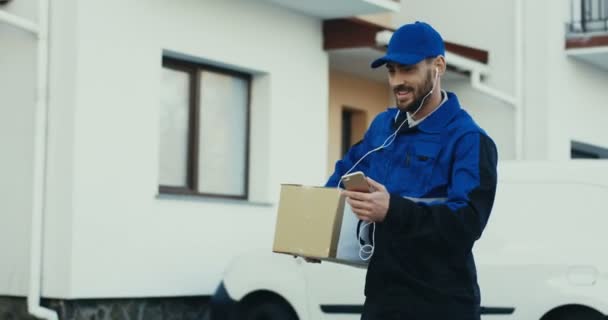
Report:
242,301,298,320
543,308,605,320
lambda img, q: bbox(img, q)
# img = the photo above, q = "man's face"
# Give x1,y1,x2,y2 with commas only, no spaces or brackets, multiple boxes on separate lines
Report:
387,60,434,113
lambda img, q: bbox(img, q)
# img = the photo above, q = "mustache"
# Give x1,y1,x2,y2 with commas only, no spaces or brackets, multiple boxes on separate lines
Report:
393,85,414,94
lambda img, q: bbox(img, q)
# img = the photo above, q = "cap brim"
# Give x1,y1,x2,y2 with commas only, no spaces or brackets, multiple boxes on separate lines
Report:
370,53,426,68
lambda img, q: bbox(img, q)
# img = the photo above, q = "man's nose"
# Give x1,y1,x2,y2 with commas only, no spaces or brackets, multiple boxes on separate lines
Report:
389,74,407,87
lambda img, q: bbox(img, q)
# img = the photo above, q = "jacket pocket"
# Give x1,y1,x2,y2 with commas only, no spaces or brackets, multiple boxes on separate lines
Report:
406,141,441,194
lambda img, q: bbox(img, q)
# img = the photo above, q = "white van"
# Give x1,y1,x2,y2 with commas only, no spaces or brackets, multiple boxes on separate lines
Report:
208,162,608,320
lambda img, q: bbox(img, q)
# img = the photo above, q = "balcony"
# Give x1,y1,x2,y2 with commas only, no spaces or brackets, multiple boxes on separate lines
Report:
324,18,490,83
567,0,608,34
566,0,608,70
261,0,400,19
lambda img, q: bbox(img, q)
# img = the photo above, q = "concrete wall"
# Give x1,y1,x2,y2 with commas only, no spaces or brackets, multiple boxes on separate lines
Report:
0,0,38,296
0,0,80,298
395,0,608,160
43,0,80,298
6,0,607,302
395,0,518,160
536,0,608,159
357,12,394,29
64,0,328,298
443,77,516,160
396,0,515,97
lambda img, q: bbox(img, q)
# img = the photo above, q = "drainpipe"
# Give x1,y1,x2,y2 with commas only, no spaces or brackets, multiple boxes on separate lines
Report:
28,0,57,319
0,1,57,320
514,0,524,160
470,70,516,105
0,9,38,33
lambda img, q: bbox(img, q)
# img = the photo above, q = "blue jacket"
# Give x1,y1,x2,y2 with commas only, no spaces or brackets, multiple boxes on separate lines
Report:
326,92,498,319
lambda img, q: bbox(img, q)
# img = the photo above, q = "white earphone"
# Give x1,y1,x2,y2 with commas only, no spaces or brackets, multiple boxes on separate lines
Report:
430,68,438,94
409,66,440,118
338,65,442,262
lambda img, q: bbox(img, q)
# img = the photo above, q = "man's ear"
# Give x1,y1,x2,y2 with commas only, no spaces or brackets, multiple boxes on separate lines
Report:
435,55,447,76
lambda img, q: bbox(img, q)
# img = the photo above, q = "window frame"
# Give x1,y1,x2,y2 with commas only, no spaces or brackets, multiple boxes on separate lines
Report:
159,56,252,200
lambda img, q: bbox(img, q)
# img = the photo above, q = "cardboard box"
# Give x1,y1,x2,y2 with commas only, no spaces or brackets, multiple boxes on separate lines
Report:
272,184,369,267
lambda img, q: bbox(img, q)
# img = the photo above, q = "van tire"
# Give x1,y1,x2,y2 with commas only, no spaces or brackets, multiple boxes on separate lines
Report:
242,301,298,320
543,308,605,320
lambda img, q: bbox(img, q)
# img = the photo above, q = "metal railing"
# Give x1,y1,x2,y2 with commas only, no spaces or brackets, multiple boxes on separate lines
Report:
568,0,608,33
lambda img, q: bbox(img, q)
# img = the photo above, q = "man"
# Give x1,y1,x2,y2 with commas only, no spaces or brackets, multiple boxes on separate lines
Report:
325,22,498,320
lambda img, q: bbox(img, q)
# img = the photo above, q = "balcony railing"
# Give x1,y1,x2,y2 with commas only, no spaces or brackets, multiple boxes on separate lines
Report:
568,0,608,34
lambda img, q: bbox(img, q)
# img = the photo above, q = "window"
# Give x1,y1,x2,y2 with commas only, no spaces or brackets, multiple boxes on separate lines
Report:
571,140,608,159
159,56,251,199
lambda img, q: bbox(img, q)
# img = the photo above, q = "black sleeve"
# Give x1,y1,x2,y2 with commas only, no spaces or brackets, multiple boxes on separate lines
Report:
382,133,498,252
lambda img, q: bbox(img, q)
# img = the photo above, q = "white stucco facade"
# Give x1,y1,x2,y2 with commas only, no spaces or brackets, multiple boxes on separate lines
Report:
397,0,608,160
2,0,329,298
2,0,608,303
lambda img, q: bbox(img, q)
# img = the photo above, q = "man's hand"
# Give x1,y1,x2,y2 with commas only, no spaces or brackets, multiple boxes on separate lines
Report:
342,177,390,222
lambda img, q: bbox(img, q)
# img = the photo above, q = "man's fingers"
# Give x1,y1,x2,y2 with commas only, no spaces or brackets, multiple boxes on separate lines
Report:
351,204,371,215
351,206,372,218
342,190,370,201
366,177,386,192
347,198,372,211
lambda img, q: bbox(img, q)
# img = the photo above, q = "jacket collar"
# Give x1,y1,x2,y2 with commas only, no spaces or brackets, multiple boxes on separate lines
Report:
389,91,461,134
417,91,461,133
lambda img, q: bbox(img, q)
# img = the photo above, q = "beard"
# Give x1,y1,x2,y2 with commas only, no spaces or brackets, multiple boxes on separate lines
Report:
396,69,434,113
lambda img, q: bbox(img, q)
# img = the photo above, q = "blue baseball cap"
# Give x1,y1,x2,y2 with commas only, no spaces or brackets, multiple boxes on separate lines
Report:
371,21,445,68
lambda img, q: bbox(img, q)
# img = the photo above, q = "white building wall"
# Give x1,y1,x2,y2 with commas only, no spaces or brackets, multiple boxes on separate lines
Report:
7,0,605,302
42,0,80,298
0,1,37,296
558,59,608,154
520,0,551,160
0,0,80,298
443,77,516,160
396,0,515,95
395,0,518,160
396,0,608,160
65,0,328,298
540,0,608,159
512,0,608,160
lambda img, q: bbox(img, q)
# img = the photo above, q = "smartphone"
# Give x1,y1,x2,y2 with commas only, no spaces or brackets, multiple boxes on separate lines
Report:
341,171,371,192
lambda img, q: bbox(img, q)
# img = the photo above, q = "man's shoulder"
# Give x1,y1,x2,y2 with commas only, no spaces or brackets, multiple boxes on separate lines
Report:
368,108,399,128
448,109,489,137
441,109,496,153
373,108,399,121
